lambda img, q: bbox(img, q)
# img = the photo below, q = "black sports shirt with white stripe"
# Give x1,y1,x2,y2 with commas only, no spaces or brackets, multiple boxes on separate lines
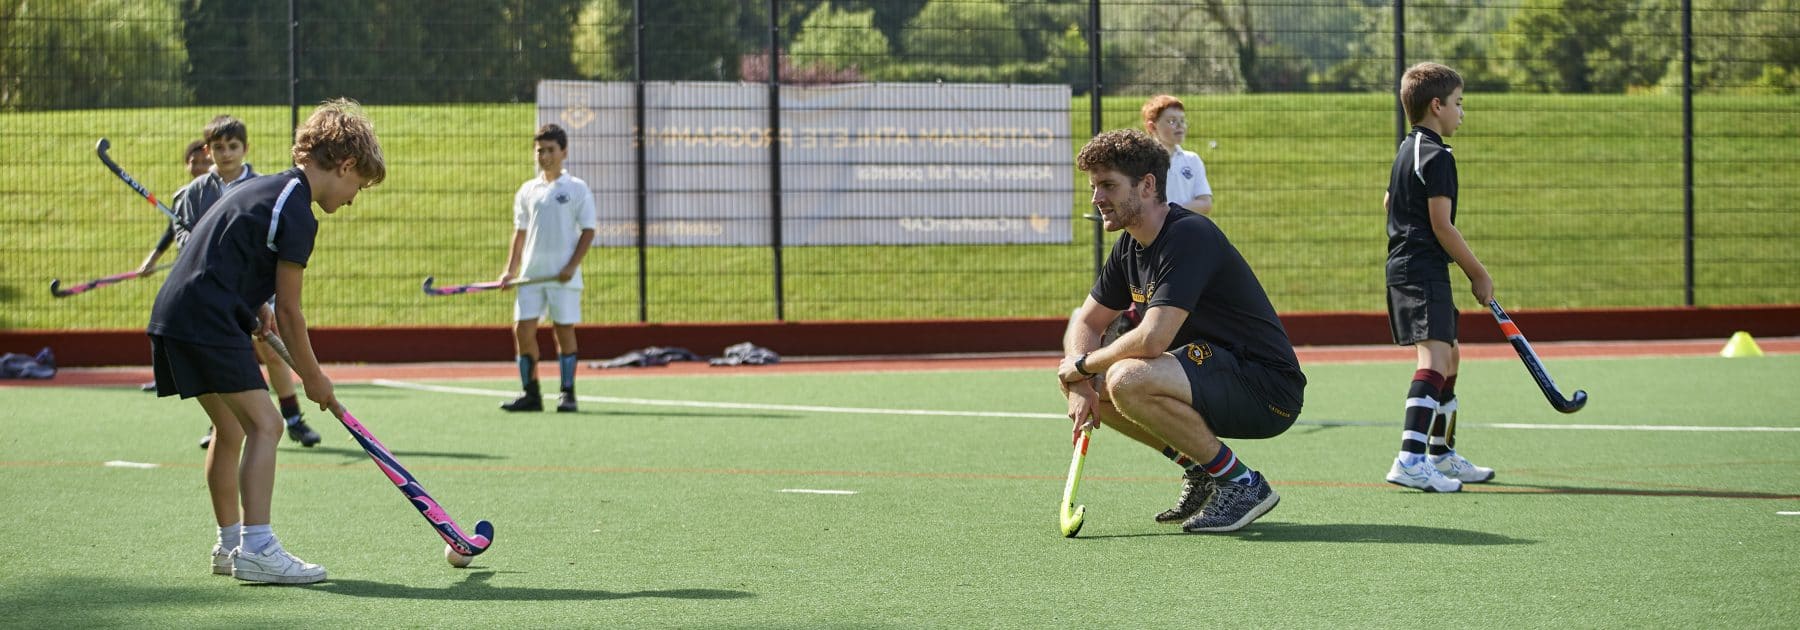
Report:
1385,126,1458,284
148,168,316,348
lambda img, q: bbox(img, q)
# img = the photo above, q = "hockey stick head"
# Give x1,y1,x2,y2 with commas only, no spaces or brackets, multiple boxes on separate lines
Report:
421,276,436,295
1059,428,1091,538
49,279,67,297
96,137,111,156
1553,390,1589,414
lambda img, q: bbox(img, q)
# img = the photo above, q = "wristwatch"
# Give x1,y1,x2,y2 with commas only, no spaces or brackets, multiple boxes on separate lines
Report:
1074,353,1094,377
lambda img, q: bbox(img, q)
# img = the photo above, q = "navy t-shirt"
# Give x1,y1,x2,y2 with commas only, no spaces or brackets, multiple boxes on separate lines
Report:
1385,126,1458,284
148,168,316,348
1090,205,1304,382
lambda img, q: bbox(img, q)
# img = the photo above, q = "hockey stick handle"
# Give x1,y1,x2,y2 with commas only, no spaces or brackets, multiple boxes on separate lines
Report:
95,138,180,222
260,331,495,555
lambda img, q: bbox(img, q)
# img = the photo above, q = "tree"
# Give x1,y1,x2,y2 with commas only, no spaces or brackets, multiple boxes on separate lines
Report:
789,4,889,73
1,0,192,110
899,0,1025,65
1503,0,1671,93
180,0,288,105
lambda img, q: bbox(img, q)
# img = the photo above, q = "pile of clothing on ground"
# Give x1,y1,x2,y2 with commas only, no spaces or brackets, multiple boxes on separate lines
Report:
0,347,55,379
590,342,780,369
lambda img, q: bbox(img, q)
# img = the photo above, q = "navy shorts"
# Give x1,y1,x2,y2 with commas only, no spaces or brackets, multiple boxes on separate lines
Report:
1387,281,1459,345
150,335,266,399
1170,341,1303,440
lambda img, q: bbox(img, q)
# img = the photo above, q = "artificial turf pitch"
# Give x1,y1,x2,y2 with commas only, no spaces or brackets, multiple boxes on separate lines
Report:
2,353,1795,627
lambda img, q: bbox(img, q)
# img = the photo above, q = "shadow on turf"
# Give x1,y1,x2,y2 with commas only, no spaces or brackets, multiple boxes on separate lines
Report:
294,444,508,463
1080,522,1534,546
302,570,755,601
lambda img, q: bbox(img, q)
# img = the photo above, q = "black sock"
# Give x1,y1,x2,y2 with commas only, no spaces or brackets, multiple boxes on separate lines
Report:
278,395,300,419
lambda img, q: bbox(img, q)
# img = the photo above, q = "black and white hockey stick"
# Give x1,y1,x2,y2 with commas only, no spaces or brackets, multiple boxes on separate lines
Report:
1489,300,1588,413
95,138,180,222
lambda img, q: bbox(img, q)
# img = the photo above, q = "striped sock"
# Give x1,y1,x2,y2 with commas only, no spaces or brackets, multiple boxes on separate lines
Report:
1201,443,1257,486
559,353,577,392
1161,446,1205,474
1401,369,1443,461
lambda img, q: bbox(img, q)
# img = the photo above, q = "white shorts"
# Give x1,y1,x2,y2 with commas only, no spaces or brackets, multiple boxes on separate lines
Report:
514,283,582,325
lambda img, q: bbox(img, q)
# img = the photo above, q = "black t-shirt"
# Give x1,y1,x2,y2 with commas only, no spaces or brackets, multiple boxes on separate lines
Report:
1385,126,1458,284
147,168,316,347
1090,205,1304,381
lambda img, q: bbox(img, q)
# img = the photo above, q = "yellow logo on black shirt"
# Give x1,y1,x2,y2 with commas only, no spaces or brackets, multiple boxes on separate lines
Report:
1183,343,1212,366
1129,282,1154,303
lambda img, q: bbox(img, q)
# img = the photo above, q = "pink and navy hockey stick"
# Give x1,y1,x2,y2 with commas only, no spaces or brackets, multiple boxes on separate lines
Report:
50,263,172,298
261,332,495,556
422,275,554,297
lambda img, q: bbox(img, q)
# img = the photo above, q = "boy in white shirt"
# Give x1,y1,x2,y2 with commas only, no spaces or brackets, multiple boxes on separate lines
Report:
1141,95,1213,215
498,124,597,412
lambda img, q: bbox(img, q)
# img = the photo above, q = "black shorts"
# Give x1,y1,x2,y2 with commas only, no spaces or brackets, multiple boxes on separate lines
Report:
1387,281,1459,345
1170,342,1303,440
150,334,266,399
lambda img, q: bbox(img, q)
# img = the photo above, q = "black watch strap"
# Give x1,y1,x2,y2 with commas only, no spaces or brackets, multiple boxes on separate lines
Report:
1074,353,1094,377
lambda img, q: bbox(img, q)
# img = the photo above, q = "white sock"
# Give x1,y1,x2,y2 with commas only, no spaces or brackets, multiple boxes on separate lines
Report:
218,522,242,550
241,524,275,554
1398,451,1425,466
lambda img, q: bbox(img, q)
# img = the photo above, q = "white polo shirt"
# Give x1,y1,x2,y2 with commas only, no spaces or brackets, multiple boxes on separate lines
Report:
514,170,598,289
1166,146,1212,209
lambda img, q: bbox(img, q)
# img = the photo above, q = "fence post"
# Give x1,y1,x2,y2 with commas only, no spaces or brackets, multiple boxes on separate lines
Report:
1087,0,1104,277
288,0,299,142
1392,0,1406,145
767,0,786,321
633,0,649,322
1681,0,1695,306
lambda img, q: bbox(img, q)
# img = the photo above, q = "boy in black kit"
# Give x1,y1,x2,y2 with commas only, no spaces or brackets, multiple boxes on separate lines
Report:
148,99,385,583
1383,62,1496,493
1058,129,1305,533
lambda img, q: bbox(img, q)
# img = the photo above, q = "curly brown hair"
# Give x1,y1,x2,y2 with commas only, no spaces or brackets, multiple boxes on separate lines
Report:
1075,129,1169,203
292,98,386,187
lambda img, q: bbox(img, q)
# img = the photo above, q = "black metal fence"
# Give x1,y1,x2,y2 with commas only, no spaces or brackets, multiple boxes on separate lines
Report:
3,0,1796,330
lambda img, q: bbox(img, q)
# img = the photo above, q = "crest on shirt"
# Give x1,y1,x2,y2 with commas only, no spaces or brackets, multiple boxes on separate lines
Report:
555,192,570,204
1181,166,1193,180
1128,283,1152,303
1183,343,1213,366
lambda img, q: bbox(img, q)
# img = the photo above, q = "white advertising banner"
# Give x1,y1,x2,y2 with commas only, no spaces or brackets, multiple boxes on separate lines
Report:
536,80,1072,246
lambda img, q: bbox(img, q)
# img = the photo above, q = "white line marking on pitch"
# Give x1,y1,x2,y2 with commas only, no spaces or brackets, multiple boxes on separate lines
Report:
781,489,857,495
103,460,159,469
1779,511,1800,516
369,380,1800,432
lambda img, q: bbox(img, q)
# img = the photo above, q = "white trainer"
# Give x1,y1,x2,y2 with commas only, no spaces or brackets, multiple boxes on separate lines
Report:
210,544,233,575
1432,451,1495,483
1386,456,1463,493
232,544,327,584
